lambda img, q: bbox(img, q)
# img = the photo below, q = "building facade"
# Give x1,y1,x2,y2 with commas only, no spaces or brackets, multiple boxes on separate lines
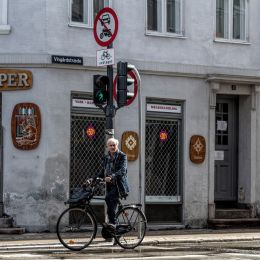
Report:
1,0,260,231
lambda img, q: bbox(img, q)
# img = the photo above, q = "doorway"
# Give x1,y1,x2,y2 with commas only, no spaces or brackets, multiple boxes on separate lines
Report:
215,96,238,205
145,100,183,223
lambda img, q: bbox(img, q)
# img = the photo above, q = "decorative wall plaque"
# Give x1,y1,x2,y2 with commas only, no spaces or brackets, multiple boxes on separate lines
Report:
121,131,139,161
11,103,41,150
159,129,168,142
190,135,206,164
85,124,96,139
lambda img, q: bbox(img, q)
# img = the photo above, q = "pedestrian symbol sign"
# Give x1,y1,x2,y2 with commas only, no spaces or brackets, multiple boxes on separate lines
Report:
93,7,118,47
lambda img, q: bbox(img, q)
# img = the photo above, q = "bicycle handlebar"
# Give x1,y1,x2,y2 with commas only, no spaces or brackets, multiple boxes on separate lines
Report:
84,177,105,187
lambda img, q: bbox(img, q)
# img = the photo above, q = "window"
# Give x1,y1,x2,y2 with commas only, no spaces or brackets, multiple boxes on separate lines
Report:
0,0,11,34
146,0,183,36
69,0,110,28
216,0,249,41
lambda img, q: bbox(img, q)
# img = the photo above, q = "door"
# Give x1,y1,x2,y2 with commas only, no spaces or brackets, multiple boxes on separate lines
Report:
215,96,238,202
70,94,106,220
145,111,183,223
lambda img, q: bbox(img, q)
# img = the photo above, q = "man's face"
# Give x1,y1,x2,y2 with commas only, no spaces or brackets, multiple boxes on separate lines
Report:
108,141,118,154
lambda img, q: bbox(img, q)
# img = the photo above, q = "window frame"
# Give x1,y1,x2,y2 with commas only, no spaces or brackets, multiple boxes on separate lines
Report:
0,0,11,34
68,0,111,29
215,0,249,43
146,0,185,38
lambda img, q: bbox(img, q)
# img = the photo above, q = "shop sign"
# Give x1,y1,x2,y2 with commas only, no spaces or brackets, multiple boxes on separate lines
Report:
121,131,139,161
11,103,41,150
0,69,32,90
72,99,96,109
147,103,182,113
190,135,206,164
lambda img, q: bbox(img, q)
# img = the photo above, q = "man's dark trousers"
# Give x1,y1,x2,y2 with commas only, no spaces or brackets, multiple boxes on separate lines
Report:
105,186,119,224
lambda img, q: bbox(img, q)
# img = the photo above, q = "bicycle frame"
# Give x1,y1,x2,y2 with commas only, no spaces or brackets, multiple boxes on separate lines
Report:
74,196,145,239
57,180,147,250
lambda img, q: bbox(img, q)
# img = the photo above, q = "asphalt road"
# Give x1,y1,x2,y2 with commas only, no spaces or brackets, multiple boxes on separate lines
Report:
1,234,260,259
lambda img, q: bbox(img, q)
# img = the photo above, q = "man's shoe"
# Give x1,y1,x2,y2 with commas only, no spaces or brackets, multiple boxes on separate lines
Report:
105,223,116,236
107,223,116,229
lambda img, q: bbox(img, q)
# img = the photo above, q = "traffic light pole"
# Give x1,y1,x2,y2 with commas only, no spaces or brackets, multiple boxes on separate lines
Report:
105,44,115,138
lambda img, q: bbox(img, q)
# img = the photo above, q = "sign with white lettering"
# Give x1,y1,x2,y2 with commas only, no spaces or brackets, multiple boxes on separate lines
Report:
0,70,32,90
147,103,182,113
51,55,83,65
96,48,114,67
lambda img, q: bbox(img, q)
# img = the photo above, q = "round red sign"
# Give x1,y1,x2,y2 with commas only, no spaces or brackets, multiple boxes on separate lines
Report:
113,70,138,106
86,124,96,139
93,7,118,47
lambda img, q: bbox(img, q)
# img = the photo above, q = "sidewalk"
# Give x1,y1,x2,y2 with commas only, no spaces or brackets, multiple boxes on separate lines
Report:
1,228,260,246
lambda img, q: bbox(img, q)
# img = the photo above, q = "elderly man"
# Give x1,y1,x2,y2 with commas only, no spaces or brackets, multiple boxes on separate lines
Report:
98,137,129,227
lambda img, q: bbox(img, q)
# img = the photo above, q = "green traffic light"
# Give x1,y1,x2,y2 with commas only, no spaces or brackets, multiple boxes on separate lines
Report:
96,90,106,102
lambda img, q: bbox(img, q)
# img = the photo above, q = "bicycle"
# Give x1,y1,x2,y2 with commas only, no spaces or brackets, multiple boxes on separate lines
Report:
56,178,147,251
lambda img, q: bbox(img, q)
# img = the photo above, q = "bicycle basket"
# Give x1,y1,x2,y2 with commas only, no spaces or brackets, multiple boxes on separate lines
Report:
67,187,92,204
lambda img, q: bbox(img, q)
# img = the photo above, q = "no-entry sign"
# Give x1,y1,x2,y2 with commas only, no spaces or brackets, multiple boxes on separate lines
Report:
93,7,118,47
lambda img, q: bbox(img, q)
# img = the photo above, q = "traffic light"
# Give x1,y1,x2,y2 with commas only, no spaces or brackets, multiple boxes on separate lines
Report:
117,61,135,108
93,75,109,105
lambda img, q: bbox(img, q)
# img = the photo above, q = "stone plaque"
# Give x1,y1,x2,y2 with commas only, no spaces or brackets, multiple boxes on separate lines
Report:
11,103,41,150
121,131,139,161
190,135,206,164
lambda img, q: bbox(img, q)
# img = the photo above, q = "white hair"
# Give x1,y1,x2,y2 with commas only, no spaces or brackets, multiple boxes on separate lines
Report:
107,137,119,146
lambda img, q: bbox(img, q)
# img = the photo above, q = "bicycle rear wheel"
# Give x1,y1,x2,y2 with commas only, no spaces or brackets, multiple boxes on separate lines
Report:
56,207,97,251
115,206,146,249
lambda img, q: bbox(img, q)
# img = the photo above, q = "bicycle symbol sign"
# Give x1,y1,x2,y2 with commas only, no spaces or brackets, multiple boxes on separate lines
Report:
93,7,118,47
96,48,114,67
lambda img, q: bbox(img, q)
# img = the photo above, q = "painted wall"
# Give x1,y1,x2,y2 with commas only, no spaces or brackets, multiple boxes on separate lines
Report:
1,0,260,230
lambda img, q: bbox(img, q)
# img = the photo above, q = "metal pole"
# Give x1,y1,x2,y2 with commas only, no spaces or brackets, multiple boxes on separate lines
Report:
105,44,115,139
104,44,115,223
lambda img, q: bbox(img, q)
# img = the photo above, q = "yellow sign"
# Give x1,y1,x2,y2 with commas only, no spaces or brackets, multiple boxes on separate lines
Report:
0,69,32,90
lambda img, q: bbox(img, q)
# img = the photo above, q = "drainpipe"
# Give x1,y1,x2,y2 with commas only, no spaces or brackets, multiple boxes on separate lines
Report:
0,125,3,217
130,67,142,206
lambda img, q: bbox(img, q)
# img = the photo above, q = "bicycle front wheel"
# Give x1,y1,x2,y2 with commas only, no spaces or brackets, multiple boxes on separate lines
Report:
115,206,147,249
56,207,97,251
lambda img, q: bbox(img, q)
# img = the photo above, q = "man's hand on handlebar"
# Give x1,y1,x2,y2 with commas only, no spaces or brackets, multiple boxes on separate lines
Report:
105,176,112,183
83,177,105,187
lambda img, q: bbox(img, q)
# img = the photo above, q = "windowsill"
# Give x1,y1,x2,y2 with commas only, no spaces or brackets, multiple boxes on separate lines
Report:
146,31,187,39
0,24,11,34
68,22,92,29
214,38,251,45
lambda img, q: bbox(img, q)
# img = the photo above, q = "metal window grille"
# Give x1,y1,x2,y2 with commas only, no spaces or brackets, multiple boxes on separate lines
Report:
145,119,181,201
70,113,106,195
